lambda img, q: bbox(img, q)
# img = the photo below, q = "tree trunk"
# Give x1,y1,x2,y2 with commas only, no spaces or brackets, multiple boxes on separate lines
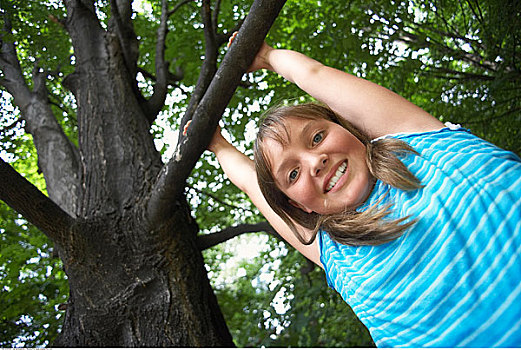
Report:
47,4,234,343
53,199,233,347
1,0,285,346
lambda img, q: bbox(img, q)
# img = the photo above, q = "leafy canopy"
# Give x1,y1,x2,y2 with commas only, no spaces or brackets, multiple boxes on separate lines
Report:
1,0,519,346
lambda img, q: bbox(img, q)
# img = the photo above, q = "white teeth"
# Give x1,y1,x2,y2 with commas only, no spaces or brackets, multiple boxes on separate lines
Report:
326,161,347,192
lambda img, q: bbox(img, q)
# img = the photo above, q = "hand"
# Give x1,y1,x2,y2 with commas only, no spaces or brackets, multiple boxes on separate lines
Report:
182,120,192,136
248,41,274,72
207,125,227,154
227,32,274,72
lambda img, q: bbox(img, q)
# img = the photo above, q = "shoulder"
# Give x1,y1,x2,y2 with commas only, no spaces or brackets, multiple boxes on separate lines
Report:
372,123,492,157
377,124,520,163
372,122,465,143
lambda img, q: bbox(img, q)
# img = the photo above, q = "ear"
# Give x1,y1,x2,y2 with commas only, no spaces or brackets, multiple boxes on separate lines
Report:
288,199,313,214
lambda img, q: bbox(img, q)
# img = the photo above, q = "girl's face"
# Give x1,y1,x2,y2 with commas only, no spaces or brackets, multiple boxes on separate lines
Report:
263,116,373,215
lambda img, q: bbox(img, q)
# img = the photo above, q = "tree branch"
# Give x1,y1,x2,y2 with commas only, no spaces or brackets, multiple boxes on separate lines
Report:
188,185,253,214
178,0,220,126
212,0,222,34
400,27,498,73
423,66,496,81
0,157,76,247
31,60,49,99
142,0,170,123
197,221,279,250
167,0,193,17
0,12,32,109
176,0,245,133
146,0,286,228
1,5,81,216
201,0,216,48
465,0,485,26
137,66,183,87
409,20,487,56
48,92,77,123
0,116,22,135
464,106,521,125
300,257,316,275
109,0,139,78
63,0,105,63
215,19,245,47
142,0,194,124
433,2,461,41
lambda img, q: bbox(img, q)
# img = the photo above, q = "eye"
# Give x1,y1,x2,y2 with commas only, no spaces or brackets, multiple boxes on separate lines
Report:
312,131,324,145
289,168,299,182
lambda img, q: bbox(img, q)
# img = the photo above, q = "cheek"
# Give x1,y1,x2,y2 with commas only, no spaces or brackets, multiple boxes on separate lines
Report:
345,136,366,155
287,183,316,206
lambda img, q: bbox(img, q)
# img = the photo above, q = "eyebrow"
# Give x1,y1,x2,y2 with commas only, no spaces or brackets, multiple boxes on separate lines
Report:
300,120,316,141
272,119,317,183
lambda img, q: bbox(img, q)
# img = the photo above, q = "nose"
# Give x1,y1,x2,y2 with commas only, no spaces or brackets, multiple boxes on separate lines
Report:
305,153,327,177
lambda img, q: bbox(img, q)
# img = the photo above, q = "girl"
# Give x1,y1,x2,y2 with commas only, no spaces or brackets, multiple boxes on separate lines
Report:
208,37,521,347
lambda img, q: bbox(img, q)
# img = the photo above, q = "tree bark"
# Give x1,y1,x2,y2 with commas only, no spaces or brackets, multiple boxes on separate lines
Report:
0,0,286,346
198,221,279,250
0,158,74,246
147,0,287,228
0,11,81,215
52,198,233,346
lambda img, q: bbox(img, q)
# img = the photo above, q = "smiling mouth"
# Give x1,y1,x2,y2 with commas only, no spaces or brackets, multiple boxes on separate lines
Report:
326,161,347,192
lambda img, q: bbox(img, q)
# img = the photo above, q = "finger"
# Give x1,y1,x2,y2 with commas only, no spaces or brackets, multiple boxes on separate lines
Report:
182,120,192,136
227,31,238,48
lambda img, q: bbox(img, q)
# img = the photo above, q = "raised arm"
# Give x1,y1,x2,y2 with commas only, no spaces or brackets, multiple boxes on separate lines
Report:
251,41,443,139
208,128,322,267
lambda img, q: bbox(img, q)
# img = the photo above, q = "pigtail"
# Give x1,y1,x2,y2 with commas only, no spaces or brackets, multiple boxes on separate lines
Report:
317,201,417,246
366,139,422,191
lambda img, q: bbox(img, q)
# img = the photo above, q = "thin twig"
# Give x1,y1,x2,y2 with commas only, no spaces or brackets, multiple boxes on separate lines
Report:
197,221,278,250
464,107,521,125
187,184,253,214
0,117,22,135
167,0,194,18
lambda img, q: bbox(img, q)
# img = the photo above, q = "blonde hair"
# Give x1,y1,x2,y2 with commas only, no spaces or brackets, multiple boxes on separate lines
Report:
254,103,422,246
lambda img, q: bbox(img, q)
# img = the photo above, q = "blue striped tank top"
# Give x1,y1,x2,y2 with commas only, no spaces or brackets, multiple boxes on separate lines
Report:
319,126,521,347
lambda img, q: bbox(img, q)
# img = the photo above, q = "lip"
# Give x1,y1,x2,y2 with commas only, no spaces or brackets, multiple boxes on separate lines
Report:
323,159,349,193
